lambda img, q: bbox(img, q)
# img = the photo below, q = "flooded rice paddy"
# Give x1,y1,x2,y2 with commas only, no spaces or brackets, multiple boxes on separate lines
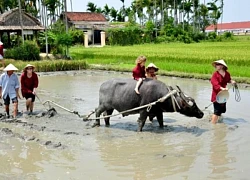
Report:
0,70,250,180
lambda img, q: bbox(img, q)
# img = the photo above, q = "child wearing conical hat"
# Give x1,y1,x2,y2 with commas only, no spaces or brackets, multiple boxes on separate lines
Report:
146,63,159,80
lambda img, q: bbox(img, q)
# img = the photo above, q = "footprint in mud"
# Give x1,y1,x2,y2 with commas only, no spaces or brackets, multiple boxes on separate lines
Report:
0,128,65,149
228,125,239,131
74,97,84,101
64,132,79,135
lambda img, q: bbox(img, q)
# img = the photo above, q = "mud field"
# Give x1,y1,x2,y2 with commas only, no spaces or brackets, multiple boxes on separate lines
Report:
0,70,249,180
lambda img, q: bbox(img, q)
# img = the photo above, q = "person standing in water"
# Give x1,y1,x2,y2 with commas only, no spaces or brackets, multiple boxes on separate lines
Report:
210,59,236,124
0,64,20,119
20,64,39,115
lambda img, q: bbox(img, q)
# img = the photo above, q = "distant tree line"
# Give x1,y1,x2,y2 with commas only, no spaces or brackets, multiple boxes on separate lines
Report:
86,0,224,33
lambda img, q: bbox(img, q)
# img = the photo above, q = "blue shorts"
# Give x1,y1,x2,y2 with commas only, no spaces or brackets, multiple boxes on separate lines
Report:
213,102,226,116
3,95,18,105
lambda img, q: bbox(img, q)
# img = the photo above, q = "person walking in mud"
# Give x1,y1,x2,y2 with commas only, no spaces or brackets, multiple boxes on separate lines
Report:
133,55,146,94
146,63,159,80
210,59,236,124
0,64,20,119
21,64,39,115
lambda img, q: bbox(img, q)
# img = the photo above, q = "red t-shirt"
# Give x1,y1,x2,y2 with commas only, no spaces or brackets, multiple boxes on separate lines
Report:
20,72,39,97
0,45,3,57
210,71,231,102
132,64,146,80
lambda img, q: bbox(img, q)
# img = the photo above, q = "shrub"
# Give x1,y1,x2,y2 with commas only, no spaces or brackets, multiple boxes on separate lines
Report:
223,32,234,39
69,28,84,44
208,32,217,40
107,26,146,46
192,32,206,42
5,41,40,61
155,36,167,44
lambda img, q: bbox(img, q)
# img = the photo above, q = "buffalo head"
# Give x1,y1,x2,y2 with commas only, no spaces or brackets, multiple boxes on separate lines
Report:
175,86,204,119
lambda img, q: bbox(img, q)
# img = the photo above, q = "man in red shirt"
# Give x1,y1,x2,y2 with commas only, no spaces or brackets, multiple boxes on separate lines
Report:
210,59,236,124
0,41,5,68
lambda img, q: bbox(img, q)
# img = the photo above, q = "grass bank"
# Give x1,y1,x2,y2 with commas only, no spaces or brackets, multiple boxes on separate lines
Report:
4,59,88,72
70,41,250,83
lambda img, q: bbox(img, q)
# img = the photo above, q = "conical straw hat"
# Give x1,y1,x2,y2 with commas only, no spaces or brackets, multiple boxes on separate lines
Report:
3,64,18,71
146,63,159,72
212,59,228,70
216,90,229,103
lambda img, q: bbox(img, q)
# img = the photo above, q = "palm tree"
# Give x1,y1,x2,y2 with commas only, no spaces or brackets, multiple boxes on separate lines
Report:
110,7,118,22
86,2,97,12
199,3,210,32
102,4,110,21
44,0,61,24
220,0,224,33
120,0,125,21
96,7,102,13
207,1,221,32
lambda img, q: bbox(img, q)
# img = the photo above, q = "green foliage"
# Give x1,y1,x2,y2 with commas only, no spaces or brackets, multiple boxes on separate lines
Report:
56,33,73,47
69,28,84,44
155,36,175,44
223,32,234,39
208,32,217,40
107,26,151,46
5,41,40,61
192,32,206,42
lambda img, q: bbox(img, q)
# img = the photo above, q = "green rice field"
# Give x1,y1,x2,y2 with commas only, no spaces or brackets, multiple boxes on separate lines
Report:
70,41,250,83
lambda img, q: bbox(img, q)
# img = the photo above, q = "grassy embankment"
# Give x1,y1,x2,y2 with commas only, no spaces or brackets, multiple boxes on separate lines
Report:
70,39,250,83
4,59,88,72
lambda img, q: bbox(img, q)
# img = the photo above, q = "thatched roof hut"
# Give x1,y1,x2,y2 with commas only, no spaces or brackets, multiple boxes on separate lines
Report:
0,8,44,46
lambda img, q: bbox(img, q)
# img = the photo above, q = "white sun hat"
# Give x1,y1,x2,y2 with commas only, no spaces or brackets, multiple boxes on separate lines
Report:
216,90,229,103
212,59,228,70
0,41,3,45
146,63,159,72
3,64,18,71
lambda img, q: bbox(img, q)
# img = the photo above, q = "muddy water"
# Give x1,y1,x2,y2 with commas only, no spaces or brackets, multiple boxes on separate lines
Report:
0,70,249,180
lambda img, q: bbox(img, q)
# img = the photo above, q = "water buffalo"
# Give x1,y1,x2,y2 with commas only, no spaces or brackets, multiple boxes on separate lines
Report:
93,78,204,131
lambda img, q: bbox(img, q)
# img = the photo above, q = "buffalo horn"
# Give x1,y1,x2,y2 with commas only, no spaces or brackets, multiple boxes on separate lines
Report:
176,85,193,107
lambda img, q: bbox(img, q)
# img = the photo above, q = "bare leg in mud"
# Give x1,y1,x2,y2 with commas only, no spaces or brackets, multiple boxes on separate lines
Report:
26,98,33,114
211,114,220,124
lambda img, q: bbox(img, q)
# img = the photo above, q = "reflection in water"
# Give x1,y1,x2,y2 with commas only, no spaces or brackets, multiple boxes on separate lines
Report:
209,124,232,179
95,128,201,180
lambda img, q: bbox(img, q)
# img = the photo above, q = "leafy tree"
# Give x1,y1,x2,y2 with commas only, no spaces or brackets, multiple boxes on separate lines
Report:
86,2,97,12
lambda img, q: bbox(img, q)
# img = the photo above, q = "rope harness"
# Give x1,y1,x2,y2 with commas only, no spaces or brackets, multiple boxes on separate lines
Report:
233,84,241,102
41,89,179,121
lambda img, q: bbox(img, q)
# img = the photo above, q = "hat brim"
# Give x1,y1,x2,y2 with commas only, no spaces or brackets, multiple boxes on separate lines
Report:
23,65,35,70
216,90,229,103
146,67,159,72
212,62,228,70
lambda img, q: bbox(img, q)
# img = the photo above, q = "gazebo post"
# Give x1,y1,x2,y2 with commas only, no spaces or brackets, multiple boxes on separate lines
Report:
7,31,11,47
